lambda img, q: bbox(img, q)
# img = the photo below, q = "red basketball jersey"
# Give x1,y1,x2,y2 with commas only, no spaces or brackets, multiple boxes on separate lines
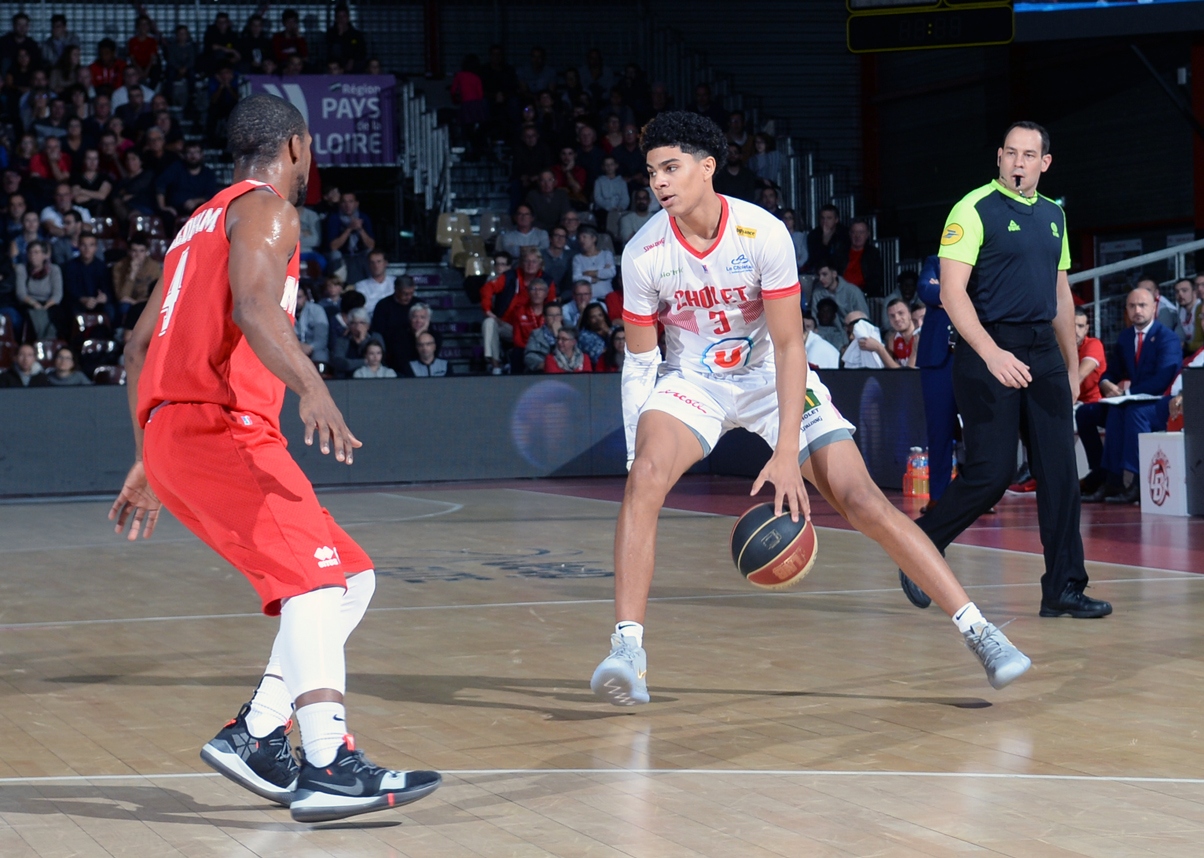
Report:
890,332,914,362
137,180,301,429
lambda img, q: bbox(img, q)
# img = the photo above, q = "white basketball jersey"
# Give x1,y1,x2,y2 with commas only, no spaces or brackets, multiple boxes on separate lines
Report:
621,195,800,377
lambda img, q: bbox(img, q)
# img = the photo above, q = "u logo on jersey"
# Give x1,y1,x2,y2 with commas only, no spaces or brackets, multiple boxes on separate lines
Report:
701,337,754,374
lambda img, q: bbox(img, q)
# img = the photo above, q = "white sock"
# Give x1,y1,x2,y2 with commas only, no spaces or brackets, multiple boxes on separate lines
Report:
338,569,376,645
616,621,643,648
246,673,293,738
952,602,986,634
245,628,293,737
295,701,347,767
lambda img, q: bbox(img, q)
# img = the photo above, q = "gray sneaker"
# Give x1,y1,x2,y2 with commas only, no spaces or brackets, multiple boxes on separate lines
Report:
590,634,649,706
964,622,1032,689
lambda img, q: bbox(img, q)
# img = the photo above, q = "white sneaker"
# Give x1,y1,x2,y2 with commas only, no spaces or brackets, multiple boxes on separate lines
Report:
590,633,649,706
964,622,1032,689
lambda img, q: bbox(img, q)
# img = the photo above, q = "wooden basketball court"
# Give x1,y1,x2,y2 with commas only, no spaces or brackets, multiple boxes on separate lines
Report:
1,481,1202,856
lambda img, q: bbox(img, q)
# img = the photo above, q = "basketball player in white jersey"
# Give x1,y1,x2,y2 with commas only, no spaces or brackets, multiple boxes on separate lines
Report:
590,113,1031,705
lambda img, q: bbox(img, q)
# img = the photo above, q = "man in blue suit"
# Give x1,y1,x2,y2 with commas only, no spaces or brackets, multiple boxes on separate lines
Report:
899,255,959,608
916,255,957,503
1083,288,1182,504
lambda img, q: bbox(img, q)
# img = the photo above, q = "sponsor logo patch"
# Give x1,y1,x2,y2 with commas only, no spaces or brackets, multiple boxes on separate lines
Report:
1148,449,1171,507
642,238,665,252
658,389,710,413
700,337,754,374
940,224,963,246
1050,221,1060,238
735,226,757,238
726,253,754,274
659,267,684,279
314,546,342,568
1008,219,1021,232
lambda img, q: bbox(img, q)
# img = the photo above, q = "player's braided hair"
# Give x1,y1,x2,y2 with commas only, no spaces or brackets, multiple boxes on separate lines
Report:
227,94,307,169
639,111,727,171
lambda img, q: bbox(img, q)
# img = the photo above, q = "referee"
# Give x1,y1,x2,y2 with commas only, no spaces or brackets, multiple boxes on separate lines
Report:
899,122,1112,619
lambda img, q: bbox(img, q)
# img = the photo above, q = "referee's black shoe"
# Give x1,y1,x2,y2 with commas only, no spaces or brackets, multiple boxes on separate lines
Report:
1039,584,1113,619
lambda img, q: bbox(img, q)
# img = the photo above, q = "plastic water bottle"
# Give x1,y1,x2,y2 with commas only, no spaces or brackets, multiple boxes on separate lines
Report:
904,447,922,497
916,448,930,499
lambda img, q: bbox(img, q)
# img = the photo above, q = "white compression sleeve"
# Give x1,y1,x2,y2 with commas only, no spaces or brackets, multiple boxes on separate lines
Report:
248,570,373,734
621,346,662,470
338,569,376,645
278,586,347,697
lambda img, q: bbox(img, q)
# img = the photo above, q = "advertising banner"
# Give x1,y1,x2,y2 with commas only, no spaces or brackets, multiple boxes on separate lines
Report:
244,75,396,166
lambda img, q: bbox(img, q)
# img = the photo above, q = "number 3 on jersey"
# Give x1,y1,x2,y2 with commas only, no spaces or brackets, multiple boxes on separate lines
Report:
158,247,189,336
709,309,732,335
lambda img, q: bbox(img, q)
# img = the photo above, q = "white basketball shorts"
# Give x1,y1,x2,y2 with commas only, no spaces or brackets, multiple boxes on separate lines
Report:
639,364,855,462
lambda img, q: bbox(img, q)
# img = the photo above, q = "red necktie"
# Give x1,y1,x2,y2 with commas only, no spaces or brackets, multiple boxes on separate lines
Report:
1135,330,1144,364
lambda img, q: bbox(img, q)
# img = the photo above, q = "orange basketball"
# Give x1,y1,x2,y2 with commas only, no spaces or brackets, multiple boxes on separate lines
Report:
729,503,819,589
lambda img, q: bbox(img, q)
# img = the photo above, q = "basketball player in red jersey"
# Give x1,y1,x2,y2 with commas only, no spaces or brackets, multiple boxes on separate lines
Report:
108,94,440,823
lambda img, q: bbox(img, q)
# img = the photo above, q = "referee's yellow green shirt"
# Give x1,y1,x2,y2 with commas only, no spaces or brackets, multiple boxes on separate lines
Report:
938,181,1070,324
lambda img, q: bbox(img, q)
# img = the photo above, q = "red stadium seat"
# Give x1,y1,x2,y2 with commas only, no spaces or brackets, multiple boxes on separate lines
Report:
91,365,126,385
92,216,121,241
0,315,15,369
129,214,167,240
72,312,108,339
80,339,122,377
33,338,66,363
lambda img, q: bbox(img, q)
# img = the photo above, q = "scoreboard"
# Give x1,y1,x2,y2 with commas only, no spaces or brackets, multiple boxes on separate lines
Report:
847,0,1014,53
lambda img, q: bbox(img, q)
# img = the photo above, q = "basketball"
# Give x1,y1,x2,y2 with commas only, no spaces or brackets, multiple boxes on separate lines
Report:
729,503,818,589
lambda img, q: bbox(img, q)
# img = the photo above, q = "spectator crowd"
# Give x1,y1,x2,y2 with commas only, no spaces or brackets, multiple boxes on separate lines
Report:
0,5,392,386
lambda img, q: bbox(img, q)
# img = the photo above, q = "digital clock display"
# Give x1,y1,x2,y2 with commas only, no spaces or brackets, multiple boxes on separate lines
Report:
847,5,1014,52
848,0,939,9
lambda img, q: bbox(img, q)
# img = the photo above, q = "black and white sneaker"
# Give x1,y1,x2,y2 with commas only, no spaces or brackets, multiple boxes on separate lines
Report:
290,735,442,823
199,703,299,807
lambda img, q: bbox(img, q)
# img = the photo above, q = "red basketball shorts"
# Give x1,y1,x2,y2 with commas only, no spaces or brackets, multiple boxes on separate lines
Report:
142,402,373,616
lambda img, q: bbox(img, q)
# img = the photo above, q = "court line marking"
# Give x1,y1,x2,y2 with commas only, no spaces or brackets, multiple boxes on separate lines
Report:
501,487,1203,577
7,488,1197,578
0,576,1198,631
2,496,464,555
2,769,1202,786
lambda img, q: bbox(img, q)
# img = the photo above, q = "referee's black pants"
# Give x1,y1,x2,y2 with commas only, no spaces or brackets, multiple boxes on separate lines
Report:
916,321,1088,604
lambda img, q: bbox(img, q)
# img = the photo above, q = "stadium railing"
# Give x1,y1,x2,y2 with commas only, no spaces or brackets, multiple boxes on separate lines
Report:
1068,237,1204,344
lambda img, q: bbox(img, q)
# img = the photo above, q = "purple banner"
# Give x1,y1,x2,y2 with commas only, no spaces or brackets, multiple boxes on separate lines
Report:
245,75,396,167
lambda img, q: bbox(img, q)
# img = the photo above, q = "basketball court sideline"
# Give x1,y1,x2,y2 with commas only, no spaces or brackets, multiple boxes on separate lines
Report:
1,483,1202,857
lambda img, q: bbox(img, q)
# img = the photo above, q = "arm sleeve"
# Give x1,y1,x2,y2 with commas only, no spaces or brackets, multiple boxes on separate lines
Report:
1058,208,1071,271
758,219,801,300
619,245,659,327
15,265,27,302
479,274,502,314
596,250,616,281
1139,334,1186,395
937,194,984,267
49,266,62,304
917,255,942,306
1086,338,1106,375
